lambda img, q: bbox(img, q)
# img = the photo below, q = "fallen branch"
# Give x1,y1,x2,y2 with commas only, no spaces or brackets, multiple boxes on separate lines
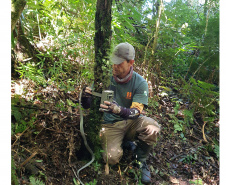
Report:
20,151,37,167
193,120,215,144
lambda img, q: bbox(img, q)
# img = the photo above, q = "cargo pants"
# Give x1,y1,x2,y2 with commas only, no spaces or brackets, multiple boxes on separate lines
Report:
99,116,161,165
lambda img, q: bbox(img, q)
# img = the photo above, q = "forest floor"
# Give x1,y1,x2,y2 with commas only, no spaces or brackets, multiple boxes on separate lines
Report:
11,77,219,185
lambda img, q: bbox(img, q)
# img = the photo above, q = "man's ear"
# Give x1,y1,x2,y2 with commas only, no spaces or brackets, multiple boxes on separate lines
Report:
129,60,135,65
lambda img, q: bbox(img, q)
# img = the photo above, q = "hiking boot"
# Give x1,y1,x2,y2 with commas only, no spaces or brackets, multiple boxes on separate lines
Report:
133,140,152,184
140,161,151,184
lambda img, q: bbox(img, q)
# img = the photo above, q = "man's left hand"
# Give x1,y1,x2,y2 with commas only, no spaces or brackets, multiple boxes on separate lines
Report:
100,101,121,114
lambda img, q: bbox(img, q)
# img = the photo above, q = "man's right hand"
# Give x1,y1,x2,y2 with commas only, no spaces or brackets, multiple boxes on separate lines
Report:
81,87,92,109
84,87,92,95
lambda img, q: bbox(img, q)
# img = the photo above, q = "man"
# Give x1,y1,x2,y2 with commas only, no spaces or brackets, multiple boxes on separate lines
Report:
82,42,160,184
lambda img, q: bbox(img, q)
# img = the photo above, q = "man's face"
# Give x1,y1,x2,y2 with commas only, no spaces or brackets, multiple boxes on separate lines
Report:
113,60,133,79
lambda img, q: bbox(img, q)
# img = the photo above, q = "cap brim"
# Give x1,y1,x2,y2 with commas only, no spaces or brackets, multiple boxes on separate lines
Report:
110,54,125,64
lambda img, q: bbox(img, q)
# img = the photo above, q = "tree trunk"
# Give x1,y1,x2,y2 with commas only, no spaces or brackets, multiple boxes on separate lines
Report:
11,0,40,77
87,0,113,158
11,19,40,77
204,0,208,18
151,0,163,57
11,0,26,31
94,0,112,90
204,0,210,36
148,0,163,91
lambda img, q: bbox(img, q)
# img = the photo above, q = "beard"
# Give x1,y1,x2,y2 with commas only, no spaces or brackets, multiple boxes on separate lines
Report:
113,69,120,77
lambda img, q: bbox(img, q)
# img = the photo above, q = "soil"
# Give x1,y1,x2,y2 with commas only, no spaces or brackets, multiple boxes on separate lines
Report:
11,79,219,185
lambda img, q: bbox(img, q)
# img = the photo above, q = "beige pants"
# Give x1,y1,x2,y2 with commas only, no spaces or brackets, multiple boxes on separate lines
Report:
99,116,161,165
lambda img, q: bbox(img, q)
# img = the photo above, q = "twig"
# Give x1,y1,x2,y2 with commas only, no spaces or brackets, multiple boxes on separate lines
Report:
105,163,109,175
20,146,32,153
117,164,121,176
202,121,208,143
68,129,75,166
71,166,80,184
20,151,37,167
68,95,79,102
123,161,133,173
192,125,214,143
189,134,202,141
194,118,202,130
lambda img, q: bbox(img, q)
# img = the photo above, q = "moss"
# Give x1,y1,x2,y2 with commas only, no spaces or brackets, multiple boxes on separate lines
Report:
87,95,103,160
11,157,19,185
87,0,113,160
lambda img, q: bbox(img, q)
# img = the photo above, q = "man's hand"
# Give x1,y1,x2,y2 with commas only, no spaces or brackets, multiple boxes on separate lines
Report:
100,101,141,119
84,87,92,95
137,125,160,136
100,101,121,114
82,86,92,98
81,87,92,109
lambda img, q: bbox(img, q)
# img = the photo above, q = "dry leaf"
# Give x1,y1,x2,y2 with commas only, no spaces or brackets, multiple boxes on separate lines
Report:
170,176,180,184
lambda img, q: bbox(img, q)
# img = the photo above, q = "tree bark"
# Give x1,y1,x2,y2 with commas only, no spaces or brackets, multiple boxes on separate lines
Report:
11,0,26,31
12,19,39,77
148,0,163,91
94,0,112,90
87,0,113,158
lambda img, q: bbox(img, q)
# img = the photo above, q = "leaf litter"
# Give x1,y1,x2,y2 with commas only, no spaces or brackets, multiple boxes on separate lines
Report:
11,78,219,185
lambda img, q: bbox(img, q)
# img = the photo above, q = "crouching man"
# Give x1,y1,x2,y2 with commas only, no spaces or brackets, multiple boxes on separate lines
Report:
82,43,161,184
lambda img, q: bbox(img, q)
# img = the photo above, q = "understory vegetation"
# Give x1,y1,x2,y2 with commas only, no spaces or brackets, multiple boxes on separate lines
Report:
11,0,219,184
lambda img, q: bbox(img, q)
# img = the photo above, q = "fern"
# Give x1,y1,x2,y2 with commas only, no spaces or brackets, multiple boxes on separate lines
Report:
11,96,37,134
29,176,45,185
183,78,219,119
183,108,194,126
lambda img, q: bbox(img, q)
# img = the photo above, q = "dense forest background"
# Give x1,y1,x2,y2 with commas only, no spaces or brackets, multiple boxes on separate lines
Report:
4,0,223,184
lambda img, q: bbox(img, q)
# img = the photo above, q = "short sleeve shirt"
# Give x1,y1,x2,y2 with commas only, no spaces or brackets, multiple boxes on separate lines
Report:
103,71,149,124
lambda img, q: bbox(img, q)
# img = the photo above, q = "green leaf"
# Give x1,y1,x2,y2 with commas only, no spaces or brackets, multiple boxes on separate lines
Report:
35,160,43,163
174,124,183,132
214,144,219,158
29,176,45,185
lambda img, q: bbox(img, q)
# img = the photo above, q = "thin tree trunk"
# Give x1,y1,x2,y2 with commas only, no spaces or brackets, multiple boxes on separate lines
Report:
143,36,152,67
11,0,26,31
151,0,163,57
87,0,113,157
148,0,163,90
204,0,208,18
204,0,210,36
14,20,39,62
12,19,39,77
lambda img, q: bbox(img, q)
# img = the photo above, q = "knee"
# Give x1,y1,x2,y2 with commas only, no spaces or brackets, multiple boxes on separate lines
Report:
137,118,161,145
102,148,123,165
142,116,161,129
108,156,120,165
